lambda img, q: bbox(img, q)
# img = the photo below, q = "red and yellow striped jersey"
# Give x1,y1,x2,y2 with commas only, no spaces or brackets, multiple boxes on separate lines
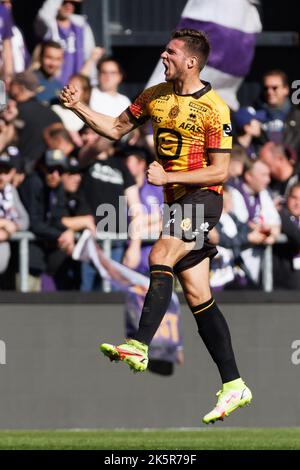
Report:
127,81,232,203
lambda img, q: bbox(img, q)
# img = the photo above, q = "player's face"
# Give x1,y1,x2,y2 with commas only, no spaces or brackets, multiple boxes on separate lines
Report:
287,187,300,217
263,76,289,107
42,47,64,76
161,39,190,81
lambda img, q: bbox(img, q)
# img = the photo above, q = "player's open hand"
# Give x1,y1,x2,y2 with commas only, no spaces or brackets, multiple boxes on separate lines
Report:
59,84,81,109
147,161,168,186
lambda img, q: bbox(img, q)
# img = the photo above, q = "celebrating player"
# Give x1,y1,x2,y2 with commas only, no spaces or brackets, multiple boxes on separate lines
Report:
60,29,252,424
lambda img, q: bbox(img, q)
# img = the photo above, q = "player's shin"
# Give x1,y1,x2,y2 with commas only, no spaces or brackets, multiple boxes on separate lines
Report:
134,264,174,345
191,298,240,383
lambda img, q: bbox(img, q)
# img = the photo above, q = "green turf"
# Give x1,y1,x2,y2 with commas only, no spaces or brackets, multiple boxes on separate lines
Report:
0,428,299,450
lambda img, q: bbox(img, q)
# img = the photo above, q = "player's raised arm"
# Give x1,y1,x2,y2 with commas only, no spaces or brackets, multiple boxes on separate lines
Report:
59,84,136,141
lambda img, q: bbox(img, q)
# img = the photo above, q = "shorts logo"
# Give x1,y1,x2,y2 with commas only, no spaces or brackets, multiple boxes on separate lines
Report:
223,124,232,137
169,105,180,119
200,222,209,232
180,218,192,232
164,209,176,228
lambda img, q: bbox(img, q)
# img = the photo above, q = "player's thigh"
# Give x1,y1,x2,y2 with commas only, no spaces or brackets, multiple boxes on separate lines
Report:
177,257,211,307
149,236,195,267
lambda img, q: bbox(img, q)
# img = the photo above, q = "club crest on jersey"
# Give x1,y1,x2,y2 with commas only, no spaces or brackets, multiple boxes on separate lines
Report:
169,105,180,119
223,124,232,137
180,218,192,232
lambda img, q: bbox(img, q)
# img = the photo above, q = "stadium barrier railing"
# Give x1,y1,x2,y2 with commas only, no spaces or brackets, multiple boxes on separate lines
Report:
11,231,288,293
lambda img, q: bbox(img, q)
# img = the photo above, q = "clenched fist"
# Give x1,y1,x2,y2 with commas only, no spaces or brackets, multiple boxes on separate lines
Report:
147,161,168,186
59,84,81,109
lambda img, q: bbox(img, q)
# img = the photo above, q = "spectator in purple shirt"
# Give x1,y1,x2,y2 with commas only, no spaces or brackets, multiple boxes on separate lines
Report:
0,2,13,85
1,0,30,74
35,0,96,85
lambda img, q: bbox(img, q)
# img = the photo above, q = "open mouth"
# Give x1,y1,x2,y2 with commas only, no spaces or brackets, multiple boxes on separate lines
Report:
163,62,168,74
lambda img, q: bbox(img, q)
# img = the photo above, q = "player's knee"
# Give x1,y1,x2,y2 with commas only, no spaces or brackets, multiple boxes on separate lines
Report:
149,245,171,266
185,286,211,307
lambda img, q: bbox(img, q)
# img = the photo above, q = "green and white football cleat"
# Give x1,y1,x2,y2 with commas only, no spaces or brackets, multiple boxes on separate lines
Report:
203,379,252,424
100,339,148,372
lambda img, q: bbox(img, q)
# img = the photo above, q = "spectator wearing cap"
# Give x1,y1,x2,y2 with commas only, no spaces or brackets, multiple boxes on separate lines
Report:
273,183,300,289
9,71,62,174
19,149,76,291
259,141,300,206
34,40,64,106
254,70,300,159
0,149,29,280
35,0,96,85
61,156,95,233
57,156,96,290
0,143,25,190
233,106,267,160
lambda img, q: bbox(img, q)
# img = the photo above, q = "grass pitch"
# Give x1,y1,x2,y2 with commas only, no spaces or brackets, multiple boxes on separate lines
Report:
0,428,299,450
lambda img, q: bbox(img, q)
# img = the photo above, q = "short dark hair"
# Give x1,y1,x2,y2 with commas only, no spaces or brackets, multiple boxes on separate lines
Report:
97,56,124,76
263,69,289,88
40,40,63,57
243,158,268,177
171,28,210,70
48,127,73,144
288,182,300,197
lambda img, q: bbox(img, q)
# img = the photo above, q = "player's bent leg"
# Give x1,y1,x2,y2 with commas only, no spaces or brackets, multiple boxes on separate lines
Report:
177,259,253,423
133,236,193,347
100,237,193,372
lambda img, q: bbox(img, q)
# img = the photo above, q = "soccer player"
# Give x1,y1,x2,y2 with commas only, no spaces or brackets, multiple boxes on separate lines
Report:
60,29,252,424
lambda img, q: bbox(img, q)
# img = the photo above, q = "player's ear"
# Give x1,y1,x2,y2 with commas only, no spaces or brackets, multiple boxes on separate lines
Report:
187,56,197,69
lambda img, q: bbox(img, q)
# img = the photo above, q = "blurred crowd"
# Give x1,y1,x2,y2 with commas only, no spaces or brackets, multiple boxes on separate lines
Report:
1,0,300,291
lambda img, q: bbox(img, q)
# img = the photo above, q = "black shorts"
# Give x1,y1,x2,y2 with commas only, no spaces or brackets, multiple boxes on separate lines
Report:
161,189,223,274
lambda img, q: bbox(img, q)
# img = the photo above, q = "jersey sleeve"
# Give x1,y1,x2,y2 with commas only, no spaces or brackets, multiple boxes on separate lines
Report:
126,86,157,125
205,102,232,153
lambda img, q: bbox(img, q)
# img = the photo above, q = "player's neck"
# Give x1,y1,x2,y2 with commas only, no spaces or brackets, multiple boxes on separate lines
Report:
173,76,204,96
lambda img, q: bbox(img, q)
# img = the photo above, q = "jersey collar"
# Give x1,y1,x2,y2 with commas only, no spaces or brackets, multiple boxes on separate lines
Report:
173,80,212,99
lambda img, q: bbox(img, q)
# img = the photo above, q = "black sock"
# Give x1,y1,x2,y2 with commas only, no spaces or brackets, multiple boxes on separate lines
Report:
191,298,240,383
135,265,174,346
